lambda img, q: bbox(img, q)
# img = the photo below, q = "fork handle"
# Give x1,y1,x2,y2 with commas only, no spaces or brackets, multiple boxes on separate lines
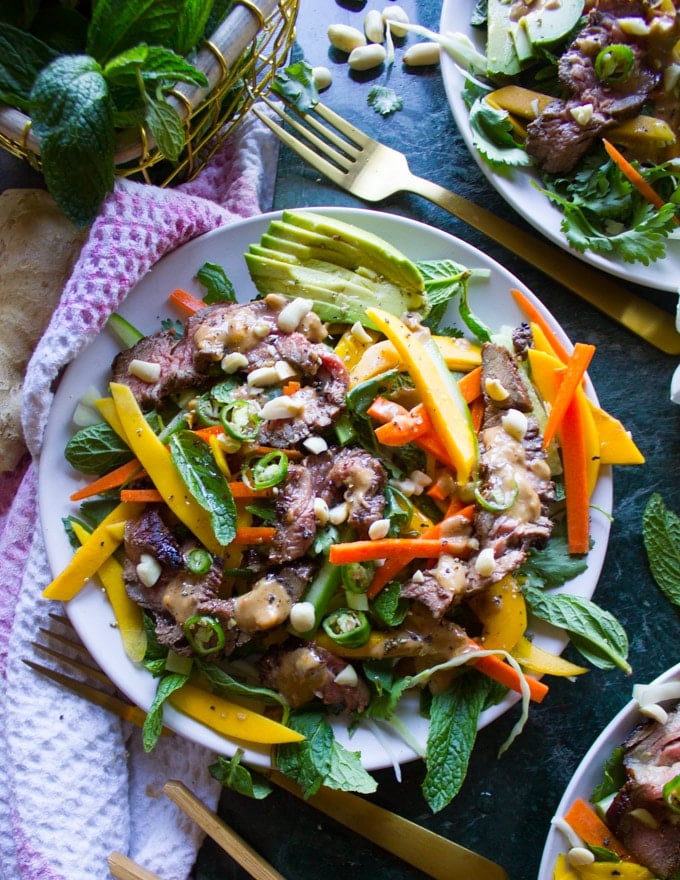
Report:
406,173,680,355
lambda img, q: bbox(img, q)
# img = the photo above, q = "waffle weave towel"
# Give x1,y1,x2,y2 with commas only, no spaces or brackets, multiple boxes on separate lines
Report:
0,108,278,880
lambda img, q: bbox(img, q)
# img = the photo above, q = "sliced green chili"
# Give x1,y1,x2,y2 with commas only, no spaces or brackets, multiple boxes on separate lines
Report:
244,450,289,490
474,481,519,513
194,394,221,428
663,774,680,814
340,561,376,593
184,547,213,575
322,608,371,648
220,399,261,441
595,44,635,83
183,615,226,656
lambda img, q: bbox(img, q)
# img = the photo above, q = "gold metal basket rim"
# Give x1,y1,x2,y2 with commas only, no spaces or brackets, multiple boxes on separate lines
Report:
0,0,298,187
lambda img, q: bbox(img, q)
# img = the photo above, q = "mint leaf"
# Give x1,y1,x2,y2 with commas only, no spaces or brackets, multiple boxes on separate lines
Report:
520,520,589,589
642,493,680,606
145,94,185,161
104,45,208,89
168,431,237,546
275,710,377,797
196,262,237,303
142,671,189,751
422,673,490,813
469,97,532,169
30,54,115,228
524,584,631,673
367,86,403,117
87,0,215,62
0,23,56,111
210,751,273,800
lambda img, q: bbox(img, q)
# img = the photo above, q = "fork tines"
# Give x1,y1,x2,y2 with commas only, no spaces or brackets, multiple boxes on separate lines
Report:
254,93,363,182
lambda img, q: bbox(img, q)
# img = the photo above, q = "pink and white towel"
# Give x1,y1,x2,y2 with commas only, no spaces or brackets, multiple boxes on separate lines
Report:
0,109,279,880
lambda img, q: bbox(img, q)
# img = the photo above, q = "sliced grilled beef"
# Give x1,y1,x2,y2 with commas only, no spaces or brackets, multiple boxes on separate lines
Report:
270,446,387,564
259,639,371,712
480,343,533,429
525,5,661,174
606,706,680,879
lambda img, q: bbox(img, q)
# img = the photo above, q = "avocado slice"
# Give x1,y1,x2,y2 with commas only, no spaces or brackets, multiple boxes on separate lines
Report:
518,0,585,47
245,210,427,327
486,0,522,76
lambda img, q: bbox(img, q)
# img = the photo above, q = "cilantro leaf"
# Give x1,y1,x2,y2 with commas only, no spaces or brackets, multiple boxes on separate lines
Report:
272,60,319,112
468,97,533,169
368,85,403,117
642,493,680,607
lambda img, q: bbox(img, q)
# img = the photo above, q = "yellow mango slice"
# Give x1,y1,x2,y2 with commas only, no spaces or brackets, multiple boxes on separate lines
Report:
512,636,588,677
586,402,645,465
470,574,527,652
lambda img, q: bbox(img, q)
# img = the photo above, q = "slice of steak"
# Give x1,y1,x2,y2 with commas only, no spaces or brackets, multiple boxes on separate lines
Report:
259,639,371,712
480,343,533,429
606,706,680,879
111,330,202,408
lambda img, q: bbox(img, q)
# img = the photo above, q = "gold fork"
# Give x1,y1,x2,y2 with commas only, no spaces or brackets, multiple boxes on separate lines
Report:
26,616,508,880
253,95,680,355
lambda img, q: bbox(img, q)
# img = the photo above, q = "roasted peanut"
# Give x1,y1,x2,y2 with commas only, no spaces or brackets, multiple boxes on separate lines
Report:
348,42,387,71
364,9,385,43
312,65,332,90
382,5,409,37
403,42,440,66
327,23,367,53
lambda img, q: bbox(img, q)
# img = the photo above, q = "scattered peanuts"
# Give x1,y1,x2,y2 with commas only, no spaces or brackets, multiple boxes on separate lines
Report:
403,42,440,67
312,65,332,91
327,23,367,54
348,42,387,71
382,5,410,37
364,9,385,43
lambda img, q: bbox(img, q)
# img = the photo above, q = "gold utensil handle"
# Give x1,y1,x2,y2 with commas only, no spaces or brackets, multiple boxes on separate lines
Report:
163,780,286,880
409,175,680,355
269,770,508,880
108,852,164,880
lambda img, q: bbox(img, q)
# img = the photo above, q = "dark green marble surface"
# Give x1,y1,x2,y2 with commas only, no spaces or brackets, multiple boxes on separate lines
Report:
195,1,680,879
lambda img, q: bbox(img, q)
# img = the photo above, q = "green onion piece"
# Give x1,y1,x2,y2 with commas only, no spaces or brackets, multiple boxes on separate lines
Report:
184,547,213,575
322,608,371,648
244,450,289,490
663,774,680,814
594,44,635,83
183,615,226,656
220,399,262,441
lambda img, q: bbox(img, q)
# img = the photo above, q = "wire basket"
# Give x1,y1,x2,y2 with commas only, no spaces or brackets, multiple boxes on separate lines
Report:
0,0,299,187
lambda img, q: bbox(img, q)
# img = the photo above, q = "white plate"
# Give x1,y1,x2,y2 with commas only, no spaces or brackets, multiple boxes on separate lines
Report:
439,0,680,292
538,662,680,879
39,207,613,771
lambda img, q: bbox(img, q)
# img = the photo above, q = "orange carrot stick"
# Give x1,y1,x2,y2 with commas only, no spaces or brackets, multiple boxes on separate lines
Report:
120,488,163,503
232,526,276,544
603,138,668,212
541,342,596,449
168,288,205,315
70,458,144,501
330,536,471,566
466,639,549,703
458,365,483,403
228,482,273,499
561,396,591,555
563,798,632,859
511,288,571,364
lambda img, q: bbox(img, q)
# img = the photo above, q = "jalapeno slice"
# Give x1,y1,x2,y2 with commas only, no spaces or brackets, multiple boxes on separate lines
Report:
183,614,226,656
220,399,262,441
595,44,634,84
663,774,680,814
243,450,289,490
322,608,371,648
194,394,221,428
340,561,376,594
184,547,213,575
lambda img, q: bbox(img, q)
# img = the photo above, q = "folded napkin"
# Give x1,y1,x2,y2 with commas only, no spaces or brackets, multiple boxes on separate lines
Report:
0,108,279,880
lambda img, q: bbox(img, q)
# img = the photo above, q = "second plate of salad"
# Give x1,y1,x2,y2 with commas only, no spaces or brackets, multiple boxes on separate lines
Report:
439,0,680,292
39,207,632,811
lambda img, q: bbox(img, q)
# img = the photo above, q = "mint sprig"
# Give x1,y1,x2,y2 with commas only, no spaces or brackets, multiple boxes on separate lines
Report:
642,493,680,607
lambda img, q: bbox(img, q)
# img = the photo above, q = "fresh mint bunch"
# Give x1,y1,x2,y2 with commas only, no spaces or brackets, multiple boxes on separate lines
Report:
0,1,228,227
642,493,680,607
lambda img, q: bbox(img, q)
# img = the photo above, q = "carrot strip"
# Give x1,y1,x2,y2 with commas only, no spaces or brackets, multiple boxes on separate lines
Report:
511,288,571,364
374,404,430,446
232,526,276,544
469,396,485,433
457,365,482,403
561,396,591,555
466,639,549,703
120,488,163,503
368,397,455,467
168,288,205,315
70,458,144,502
563,798,632,859
541,342,596,449
228,482,273,499
282,380,301,395
331,536,471,566
249,445,303,461
603,138,668,213
193,425,224,440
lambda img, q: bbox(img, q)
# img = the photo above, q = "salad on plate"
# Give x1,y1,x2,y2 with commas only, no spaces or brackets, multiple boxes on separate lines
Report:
432,0,680,278
42,209,643,811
